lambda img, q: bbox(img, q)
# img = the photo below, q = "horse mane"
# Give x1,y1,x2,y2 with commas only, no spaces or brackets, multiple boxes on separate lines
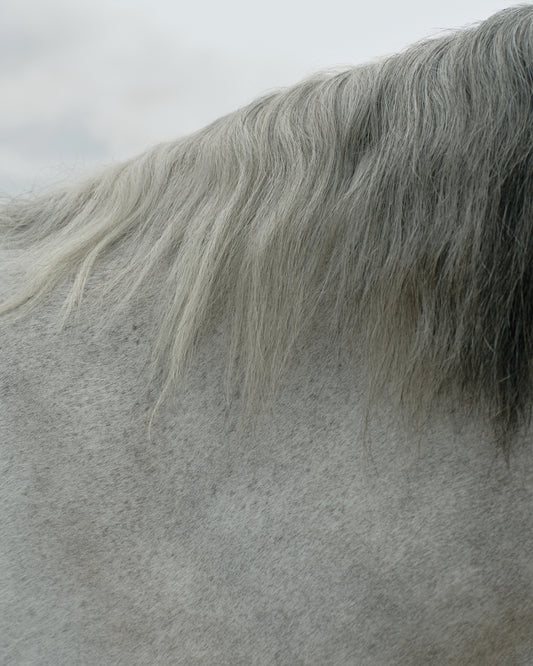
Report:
2,5,533,452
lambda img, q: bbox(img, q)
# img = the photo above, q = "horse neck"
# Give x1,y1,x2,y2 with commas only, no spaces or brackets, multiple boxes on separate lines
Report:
2,253,532,664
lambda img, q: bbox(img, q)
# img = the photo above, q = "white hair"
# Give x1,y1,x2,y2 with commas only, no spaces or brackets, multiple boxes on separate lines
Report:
2,5,533,453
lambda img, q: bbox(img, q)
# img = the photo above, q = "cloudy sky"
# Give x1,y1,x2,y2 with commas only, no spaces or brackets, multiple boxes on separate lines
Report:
1,0,518,194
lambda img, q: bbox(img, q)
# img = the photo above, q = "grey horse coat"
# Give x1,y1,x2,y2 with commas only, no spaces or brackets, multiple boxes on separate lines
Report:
2,252,533,665
2,6,533,664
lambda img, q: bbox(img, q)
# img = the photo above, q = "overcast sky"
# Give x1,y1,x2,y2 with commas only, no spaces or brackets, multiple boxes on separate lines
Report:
1,0,520,194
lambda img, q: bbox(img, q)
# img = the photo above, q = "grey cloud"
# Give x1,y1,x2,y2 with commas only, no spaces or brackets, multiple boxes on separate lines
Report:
0,2,99,75
0,116,108,161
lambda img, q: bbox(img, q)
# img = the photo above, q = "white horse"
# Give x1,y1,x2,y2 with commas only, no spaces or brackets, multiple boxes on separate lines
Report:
2,6,533,664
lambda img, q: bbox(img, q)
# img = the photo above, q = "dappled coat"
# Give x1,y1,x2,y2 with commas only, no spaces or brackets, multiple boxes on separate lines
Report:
2,6,533,664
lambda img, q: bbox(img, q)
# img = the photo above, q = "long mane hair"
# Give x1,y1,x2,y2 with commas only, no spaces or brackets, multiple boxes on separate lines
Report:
2,6,533,453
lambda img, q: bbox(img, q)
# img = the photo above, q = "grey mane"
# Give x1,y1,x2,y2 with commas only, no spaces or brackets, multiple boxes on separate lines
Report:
2,5,533,453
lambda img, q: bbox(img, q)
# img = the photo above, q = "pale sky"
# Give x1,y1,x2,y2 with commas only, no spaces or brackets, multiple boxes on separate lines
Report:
1,0,520,194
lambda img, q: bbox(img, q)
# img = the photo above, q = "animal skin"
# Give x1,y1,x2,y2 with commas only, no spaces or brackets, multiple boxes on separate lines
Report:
2,6,533,664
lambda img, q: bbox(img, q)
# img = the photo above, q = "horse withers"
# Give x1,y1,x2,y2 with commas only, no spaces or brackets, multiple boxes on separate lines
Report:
1,6,533,664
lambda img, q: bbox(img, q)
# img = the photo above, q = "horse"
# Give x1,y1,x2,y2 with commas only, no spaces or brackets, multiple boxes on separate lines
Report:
2,6,533,664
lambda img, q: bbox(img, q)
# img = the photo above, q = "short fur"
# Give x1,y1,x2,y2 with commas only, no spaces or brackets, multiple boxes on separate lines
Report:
2,6,533,452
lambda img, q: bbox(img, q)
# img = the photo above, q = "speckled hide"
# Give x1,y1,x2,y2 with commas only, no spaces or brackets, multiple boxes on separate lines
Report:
3,6,533,662
1,249,532,666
